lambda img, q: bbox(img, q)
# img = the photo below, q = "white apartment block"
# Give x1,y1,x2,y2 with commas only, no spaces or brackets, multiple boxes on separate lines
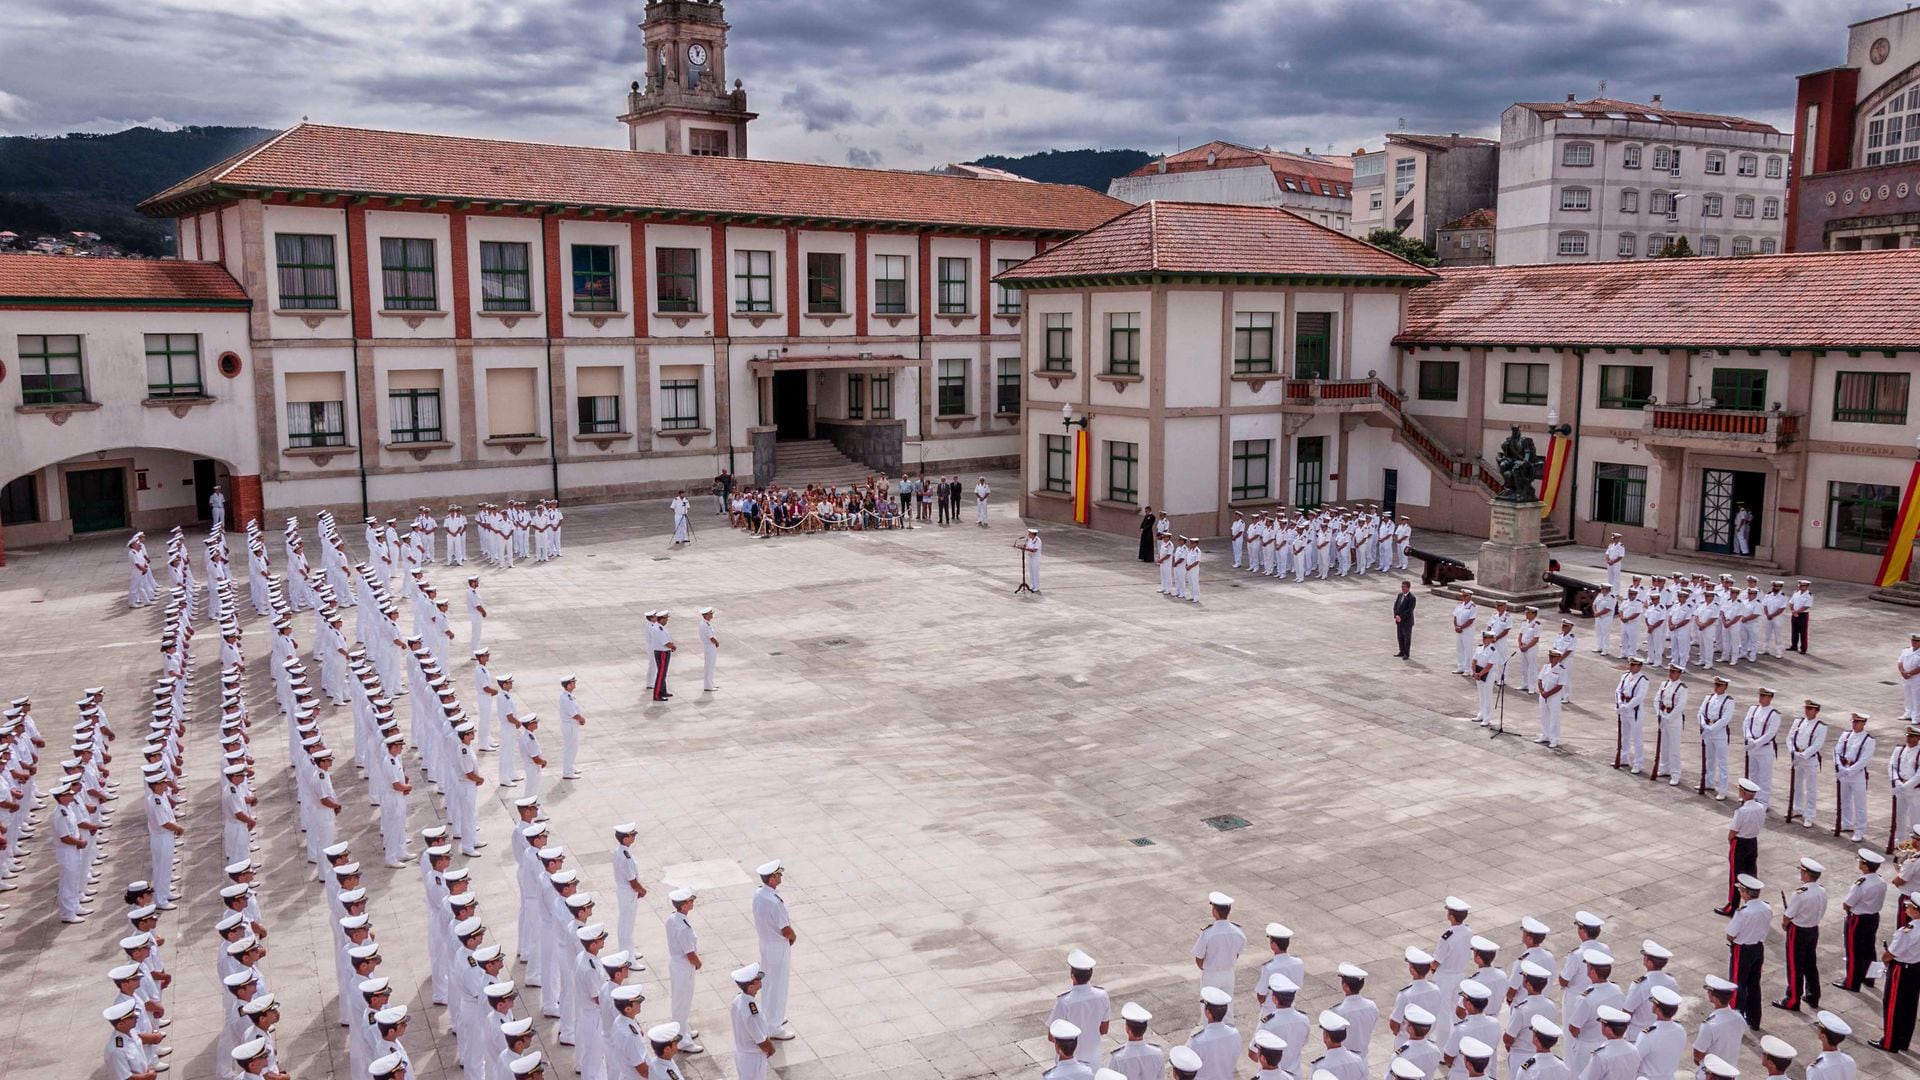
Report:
1496,96,1791,264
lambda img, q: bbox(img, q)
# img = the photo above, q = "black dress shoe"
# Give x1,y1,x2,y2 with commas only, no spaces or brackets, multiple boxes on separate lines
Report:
1830,980,1852,991
1770,1000,1799,1011
1713,907,1735,916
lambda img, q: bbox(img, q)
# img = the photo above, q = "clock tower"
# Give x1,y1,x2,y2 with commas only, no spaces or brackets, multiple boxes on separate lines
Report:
620,0,756,157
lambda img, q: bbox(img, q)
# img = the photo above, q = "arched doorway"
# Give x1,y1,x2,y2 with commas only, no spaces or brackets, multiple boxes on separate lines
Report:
1,447,242,558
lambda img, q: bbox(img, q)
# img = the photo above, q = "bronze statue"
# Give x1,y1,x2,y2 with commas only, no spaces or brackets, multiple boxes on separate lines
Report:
1494,424,1542,502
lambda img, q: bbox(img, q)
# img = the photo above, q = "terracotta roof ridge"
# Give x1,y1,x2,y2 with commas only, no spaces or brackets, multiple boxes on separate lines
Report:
142,123,307,206
1148,200,1160,271
279,122,1091,193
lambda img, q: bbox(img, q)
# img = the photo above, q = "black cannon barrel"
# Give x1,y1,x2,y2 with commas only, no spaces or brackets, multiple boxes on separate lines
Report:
1407,546,1475,587
1544,572,1602,616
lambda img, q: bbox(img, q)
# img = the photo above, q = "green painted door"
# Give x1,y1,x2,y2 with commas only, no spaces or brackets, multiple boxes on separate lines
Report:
66,467,126,533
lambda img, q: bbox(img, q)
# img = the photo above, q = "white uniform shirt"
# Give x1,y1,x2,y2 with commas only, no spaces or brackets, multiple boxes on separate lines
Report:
1047,984,1111,1065
1191,920,1246,974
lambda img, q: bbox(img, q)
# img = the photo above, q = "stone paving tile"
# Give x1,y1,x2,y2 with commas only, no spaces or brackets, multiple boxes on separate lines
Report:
1,476,1917,1077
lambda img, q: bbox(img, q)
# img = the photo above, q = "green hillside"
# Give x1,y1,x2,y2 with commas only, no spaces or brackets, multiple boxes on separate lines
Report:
966,148,1154,192
0,125,277,255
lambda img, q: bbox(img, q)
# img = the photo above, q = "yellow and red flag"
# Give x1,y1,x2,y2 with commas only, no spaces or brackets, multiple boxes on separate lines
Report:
1538,433,1572,518
1873,458,1920,586
1071,428,1091,524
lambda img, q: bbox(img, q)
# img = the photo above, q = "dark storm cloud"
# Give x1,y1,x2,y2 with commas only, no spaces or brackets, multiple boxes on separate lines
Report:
0,0,1897,166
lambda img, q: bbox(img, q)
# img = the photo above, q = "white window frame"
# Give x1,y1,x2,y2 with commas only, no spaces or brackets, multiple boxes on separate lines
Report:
1622,144,1642,169
1617,233,1637,257
1562,142,1595,167
1733,195,1755,219
1619,189,1638,214
1559,187,1591,211
1761,197,1780,221
1737,154,1759,177
1701,236,1721,256
1557,231,1589,256
1704,151,1726,175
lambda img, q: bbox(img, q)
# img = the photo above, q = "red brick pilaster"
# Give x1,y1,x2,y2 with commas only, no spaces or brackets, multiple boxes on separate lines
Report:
853,231,868,338
542,215,565,338
346,205,373,339
710,223,728,318
231,474,265,531
917,232,933,337
785,227,801,336
978,236,991,325
630,220,650,338
449,209,472,340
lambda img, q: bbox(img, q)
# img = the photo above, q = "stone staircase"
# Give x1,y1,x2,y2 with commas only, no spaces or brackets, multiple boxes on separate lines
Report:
772,439,874,487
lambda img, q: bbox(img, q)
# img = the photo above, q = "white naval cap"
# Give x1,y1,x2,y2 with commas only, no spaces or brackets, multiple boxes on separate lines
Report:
1318,1010,1349,1032
1253,1029,1287,1051
1704,975,1738,993
1469,935,1499,953
1403,1004,1436,1026
1737,778,1761,793
1737,873,1766,891
1404,946,1435,966
500,1017,535,1037
1649,985,1683,1008
1641,939,1672,959
1048,1018,1082,1040
1760,1035,1797,1060
109,963,142,981
647,1022,682,1043
732,962,763,984
369,1052,406,1076
1800,857,1825,874
1521,915,1551,935
484,981,516,999
1265,922,1293,939
472,944,503,963
1443,895,1470,912
103,999,139,1022
1389,1058,1428,1079
223,970,256,989
756,858,783,877
574,923,607,942
360,977,392,996
1459,979,1491,1002
1200,985,1232,1007
613,822,638,836
348,943,380,960
1458,1037,1494,1059
1573,910,1604,929
1120,1001,1152,1022
456,917,487,938
1595,1005,1630,1025
1701,1054,1740,1078
1169,1047,1204,1071
1207,890,1234,907
1530,1015,1562,1039
668,887,695,903
1519,959,1552,980
1815,1010,1852,1036
119,932,154,950
233,1038,269,1062
375,1005,409,1026
1859,848,1887,866
1580,948,1613,966
611,984,644,1003
1267,973,1299,995
1337,962,1368,980
1066,948,1095,970
1096,1071,1127,1080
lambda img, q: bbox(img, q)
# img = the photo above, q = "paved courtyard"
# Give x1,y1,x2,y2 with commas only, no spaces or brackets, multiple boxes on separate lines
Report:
1,473,1916,1079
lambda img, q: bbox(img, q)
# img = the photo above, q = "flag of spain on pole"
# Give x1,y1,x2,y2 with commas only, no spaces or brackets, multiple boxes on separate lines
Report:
1071,428,1091,524
1538,433,1572,518
1873,458,1920,586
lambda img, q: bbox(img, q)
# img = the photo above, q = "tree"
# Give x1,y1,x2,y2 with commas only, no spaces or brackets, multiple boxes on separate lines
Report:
1650,235,1695,259
1361,227,1439,267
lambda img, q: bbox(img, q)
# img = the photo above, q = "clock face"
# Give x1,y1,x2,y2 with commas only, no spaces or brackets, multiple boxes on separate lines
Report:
688,43,708,66
1870,37,1890,65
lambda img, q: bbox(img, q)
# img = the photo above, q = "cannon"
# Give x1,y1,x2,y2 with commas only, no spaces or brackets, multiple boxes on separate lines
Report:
1407,546,1475,588
1545,571,1605,617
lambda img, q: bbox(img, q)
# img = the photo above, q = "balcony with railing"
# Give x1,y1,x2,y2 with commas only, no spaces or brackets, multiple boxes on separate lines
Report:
1641,404,1801,453
1280,377,1399,414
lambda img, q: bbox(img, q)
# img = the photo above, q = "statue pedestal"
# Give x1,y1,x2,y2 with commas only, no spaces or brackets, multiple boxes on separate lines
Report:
1467,499,1560,606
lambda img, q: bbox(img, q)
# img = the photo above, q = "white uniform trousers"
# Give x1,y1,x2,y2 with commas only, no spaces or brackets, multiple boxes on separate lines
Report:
1620,622,1642,659
1789,755,1820,823
562,723,581,776
1158,561,1173,594
378,791,407,863
1838,775,1868,836
150,832,175,905
1539,697,1562,745
1476,678,1495,723
615,888,638,955
1655,712,1683,780
1703,736,1730,797
703,645,718,691
56,846,87,917
670,960,696,1032
1455,630,1474,674
1618,707,1645,771
760,941,793,1031
1746,747,1775,804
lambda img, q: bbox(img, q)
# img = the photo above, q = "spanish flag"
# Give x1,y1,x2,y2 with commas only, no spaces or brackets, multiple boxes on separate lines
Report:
1538,432,1572,518
1071,428,1091,525
1873,458,1920,586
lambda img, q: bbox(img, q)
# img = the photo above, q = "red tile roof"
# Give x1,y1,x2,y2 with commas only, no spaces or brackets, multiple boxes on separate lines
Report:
139,123,1128,235
998,202,1438,284
0,253,249,307
1438,208,1497,231
1123,141,1352,198
1397,249,1920,350
1385,132,1498,154
1511,97,1781,135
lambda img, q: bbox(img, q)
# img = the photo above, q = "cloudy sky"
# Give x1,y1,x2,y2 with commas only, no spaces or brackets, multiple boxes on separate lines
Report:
0,0,1898,167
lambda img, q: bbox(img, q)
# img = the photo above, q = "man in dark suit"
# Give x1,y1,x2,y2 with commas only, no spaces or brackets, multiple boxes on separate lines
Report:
1393,580,1417,659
